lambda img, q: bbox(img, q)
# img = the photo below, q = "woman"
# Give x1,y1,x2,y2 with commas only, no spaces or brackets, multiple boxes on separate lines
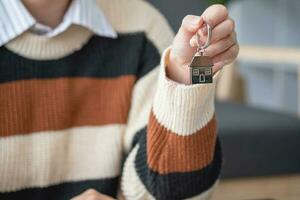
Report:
0,0,238,199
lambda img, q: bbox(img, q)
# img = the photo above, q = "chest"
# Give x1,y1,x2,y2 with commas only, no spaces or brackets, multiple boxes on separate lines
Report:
0,35,144,137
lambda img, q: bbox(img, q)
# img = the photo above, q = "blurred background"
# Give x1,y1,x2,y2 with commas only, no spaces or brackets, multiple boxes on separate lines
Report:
148,0,300,199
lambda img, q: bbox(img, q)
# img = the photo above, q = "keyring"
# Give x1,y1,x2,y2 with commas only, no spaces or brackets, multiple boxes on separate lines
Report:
196,22,212,55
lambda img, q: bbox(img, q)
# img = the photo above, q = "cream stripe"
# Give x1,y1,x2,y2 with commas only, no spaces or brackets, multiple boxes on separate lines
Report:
153,47,220,136
5,0,174,59
124,67,159,152
0,125,124,192
5,25,93,60
121,145,155,200
121,145,219,200
117,0,174,152
97,0,174,54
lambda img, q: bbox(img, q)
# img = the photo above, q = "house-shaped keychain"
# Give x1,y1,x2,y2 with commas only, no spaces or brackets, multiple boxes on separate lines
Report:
189,55,213,84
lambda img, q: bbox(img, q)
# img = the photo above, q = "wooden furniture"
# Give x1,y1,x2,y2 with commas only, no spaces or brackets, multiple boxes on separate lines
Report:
212,175,300,200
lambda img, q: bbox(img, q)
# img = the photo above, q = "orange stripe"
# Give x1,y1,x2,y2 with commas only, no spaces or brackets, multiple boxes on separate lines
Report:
0,76,136,137
147,111,217,174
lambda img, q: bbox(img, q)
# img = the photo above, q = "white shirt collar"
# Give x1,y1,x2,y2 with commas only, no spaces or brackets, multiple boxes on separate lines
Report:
0,0,117,47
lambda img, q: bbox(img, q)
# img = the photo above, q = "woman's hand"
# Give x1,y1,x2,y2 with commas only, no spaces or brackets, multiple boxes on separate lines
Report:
71,189,115,200
168,4,239,84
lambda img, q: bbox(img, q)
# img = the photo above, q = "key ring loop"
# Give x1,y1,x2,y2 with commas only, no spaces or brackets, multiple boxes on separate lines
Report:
196,22,212,54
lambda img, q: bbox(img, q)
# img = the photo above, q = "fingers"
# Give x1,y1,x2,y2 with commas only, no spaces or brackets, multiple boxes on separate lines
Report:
205,31,237,57
190,32,238,74
177,5,230,47
201,5,239,73
212,44,239,73
181,15,203,34
202,4,228,28
171,4,239,76
178,4,228,39
211,17,235,42
190,17,235,47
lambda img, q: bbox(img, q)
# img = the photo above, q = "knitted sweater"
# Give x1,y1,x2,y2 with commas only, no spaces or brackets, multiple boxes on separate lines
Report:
0,0,221,199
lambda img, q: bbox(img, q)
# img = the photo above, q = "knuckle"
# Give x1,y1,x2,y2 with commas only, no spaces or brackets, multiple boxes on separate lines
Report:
230,31,238,44
231,31,237,39
228,33,235,42
228,19,235,31
213,4,228,17
231,44,239,56
204,4,228,27
229,45,235,54
225,35,235,47
182,15,193,26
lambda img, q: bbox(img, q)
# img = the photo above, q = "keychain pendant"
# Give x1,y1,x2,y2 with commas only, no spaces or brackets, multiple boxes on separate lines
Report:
189,20,213,84
189,55,213,84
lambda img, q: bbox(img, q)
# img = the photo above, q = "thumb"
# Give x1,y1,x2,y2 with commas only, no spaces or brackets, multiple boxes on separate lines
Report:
171,15,205,65
176,15,204,45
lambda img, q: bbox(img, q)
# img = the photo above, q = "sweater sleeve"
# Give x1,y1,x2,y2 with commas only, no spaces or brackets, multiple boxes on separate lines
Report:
120,5,222,200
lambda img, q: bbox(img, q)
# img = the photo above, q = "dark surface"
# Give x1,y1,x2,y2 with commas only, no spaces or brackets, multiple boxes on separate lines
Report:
216,101,300,178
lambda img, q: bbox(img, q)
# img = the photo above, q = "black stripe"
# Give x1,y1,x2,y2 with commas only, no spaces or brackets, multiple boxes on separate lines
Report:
0,32,160,83
134,127,222,200
0,177,119,200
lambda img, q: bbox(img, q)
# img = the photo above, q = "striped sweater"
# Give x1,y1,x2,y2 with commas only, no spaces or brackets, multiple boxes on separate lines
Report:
0,0,222,199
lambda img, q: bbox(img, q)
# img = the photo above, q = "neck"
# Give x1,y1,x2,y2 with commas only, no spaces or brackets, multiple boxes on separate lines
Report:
22,0,71,28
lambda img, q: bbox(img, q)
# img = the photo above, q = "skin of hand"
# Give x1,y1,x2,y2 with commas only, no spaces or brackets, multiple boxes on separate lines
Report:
70,189,115,200
168,4,239,84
